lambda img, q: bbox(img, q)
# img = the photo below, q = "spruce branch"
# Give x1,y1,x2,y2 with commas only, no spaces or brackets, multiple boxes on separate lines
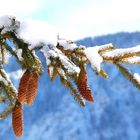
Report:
115,62,140,90
1,15,140,137
0,102,15,120
102,45,140,62
1,45,5,64
119,56,140,65
99,69,108,79
0,67,17,100
3,41,21,62
59,76,86,107
0,95,6,102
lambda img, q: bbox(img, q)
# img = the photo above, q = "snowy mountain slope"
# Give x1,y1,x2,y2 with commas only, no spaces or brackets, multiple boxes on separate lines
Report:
1,32,140,140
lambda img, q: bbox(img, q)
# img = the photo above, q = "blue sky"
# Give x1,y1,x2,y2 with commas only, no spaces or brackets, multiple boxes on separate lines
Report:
0,0,140,40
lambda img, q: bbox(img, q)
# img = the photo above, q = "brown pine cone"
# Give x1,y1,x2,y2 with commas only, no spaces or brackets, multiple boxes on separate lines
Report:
17,70,32,103
12,102,23,137
26,72,39,105
78,64,94,102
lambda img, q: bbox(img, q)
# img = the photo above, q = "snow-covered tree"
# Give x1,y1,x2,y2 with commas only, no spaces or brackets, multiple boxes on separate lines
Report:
1,15,140,137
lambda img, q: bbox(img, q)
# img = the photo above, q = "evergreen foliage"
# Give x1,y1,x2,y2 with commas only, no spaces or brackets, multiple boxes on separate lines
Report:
1,16,140,137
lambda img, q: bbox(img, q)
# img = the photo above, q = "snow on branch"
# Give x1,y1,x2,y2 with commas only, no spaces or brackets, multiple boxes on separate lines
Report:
102,45,140,61
133,73,140,84
1,15,140,137
42,46,80,76
120,56,140,64
84,44,113,72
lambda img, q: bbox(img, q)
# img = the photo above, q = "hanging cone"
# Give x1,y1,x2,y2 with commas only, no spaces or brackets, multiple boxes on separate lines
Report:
12,102,23,137
26,72,38,105
78,64,94,102
17,70,32,103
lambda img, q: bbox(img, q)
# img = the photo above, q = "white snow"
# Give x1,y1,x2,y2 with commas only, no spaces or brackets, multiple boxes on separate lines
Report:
42,46,80,75
58,39,78,50
84,47,103,73
133,73,140,83
102,45,140,59
0,75,8,86
0,15,58,48
59,53,80,75
94,43,114,52
0,69,11,85
18,18,58,47
0,16,14,31
57,68,67,79
0,47,11,64
0,15,19,34
16,49,23,61
84,44,114,73
48,66,54,78
121,56,140,64
0,68,17,93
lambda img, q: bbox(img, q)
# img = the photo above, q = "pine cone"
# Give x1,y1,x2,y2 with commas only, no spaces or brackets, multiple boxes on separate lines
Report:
12,102,23,137
17,70,32,103
78,64,94,102
26,72,38,105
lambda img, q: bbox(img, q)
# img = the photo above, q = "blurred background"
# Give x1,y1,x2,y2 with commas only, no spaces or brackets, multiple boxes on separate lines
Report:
1,0,140,140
